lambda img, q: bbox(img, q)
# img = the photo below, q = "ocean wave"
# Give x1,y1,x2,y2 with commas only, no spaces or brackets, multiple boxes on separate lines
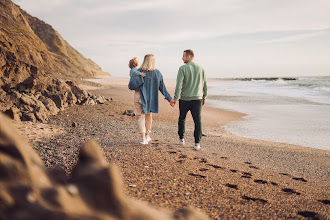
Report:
208,76,330,104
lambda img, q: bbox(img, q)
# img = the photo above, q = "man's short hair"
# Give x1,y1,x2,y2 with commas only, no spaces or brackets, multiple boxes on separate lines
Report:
184,49,194,57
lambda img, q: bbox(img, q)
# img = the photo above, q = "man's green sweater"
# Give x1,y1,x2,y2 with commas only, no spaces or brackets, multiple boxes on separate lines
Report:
174,62,207,101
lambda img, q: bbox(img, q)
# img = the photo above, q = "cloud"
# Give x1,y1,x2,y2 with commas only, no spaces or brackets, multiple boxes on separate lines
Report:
12,0,330,77
261,31,327,43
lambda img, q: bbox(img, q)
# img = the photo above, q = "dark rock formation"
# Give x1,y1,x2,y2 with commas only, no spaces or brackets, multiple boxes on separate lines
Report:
0,113,207,220
1,76,106,122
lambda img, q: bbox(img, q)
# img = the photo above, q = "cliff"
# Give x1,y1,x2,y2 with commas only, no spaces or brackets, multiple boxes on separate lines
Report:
0,0,109,79
0,0,110,122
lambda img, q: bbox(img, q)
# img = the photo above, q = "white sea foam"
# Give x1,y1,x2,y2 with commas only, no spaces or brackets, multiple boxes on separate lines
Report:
207,76,330,151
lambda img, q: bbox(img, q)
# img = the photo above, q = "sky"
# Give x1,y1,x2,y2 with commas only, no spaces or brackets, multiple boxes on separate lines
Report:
12,0,330,78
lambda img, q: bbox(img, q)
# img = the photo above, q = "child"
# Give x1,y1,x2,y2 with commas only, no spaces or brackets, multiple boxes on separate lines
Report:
129,57,145,78
129,58,149,144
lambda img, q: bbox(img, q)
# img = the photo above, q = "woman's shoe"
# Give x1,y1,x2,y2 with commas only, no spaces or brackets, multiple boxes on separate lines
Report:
140,138,148,145
146,135,152,142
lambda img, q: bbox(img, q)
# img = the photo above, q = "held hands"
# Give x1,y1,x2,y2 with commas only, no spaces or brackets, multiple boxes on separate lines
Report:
140,72,146,77
169,99,204,107
170,99,176,107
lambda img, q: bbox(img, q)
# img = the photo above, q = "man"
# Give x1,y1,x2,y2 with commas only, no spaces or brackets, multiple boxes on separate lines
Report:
170,49,207,150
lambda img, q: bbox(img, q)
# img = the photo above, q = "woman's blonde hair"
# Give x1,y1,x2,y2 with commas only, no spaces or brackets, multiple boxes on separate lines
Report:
139,54,155,71
128,57,138,69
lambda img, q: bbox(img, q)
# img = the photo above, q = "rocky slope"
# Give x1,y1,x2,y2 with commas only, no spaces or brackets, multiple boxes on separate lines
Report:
0,0,110,122
0,0,108,77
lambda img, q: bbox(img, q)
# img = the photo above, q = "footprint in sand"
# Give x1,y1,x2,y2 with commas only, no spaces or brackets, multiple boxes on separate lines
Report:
242,195,268,204
230,169,238,173
207,164,223,169
318,199,330,205
282,188,301,195
177,160,184,163
199,168,209,172
254,179,268,184
241,175,252,179
199,158,208,163
220,156,228,159
270,182,278,186
297,211,322,219
292,177,307,182
225,183,238,190
168,151,177,154
249,165,259,169
241,172,252,176
279,172,291,177
178,154,187,159
188,173,206,179
152,142,159,147
244,162,252,165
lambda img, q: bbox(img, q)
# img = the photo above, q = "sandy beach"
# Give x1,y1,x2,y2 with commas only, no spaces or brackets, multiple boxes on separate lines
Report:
13,76,330,219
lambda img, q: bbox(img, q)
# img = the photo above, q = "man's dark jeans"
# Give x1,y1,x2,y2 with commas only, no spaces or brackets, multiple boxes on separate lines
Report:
178,99,203,144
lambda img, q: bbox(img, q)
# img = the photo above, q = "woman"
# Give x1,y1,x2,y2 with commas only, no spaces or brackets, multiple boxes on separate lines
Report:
135,54,173,144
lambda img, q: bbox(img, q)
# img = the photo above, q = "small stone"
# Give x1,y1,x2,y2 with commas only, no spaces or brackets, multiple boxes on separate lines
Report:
27,192,36,203
129,185,137,188
66,184,79,195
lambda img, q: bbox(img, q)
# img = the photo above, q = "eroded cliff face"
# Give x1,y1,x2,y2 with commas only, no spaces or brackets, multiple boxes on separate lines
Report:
0,0,108,78
0,0,110,121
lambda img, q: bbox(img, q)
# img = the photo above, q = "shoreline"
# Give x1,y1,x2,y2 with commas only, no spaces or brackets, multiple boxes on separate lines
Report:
78,76,330,181
207,78,330,151
12,76,330,219
84,76,330,152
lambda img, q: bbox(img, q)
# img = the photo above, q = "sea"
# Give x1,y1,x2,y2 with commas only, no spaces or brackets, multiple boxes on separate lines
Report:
207,76,330,151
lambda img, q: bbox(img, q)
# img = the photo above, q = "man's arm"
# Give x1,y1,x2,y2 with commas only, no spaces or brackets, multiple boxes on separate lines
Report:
202,70,207,106
174,68,184,101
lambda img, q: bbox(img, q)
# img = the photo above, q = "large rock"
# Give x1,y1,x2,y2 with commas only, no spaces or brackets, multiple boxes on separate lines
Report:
21,111,36,122
0,113,207,220
38,96,59,115
34,105,48,121
66,80,89,103
0,75,107,122
3,106,21,121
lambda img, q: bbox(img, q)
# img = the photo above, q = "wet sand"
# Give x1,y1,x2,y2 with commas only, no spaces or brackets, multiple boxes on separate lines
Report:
15,76,330,219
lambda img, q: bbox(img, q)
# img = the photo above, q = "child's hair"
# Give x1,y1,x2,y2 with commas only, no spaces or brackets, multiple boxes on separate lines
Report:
129,57,138,68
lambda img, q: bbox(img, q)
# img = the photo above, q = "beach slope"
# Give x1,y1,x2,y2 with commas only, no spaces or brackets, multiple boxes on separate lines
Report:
12,76,330,219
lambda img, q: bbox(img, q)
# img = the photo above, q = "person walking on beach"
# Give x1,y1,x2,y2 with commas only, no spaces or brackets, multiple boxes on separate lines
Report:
170,49,207,150
135,54,174,144
128,57,146,113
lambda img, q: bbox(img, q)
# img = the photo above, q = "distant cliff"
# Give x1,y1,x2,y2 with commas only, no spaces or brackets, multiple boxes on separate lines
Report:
0,0,110,122
0,0,109,81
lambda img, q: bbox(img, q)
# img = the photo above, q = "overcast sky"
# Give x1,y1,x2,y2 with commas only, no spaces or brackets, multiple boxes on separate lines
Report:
13,0,330,78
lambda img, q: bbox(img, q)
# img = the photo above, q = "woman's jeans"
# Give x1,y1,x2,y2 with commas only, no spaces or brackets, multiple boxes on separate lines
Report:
178,99,202,144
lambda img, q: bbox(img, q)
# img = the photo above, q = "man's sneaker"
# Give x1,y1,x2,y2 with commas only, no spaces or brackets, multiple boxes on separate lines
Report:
179,139,185,145
146,135,152,142
140,138,148,145
194,143,201,150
